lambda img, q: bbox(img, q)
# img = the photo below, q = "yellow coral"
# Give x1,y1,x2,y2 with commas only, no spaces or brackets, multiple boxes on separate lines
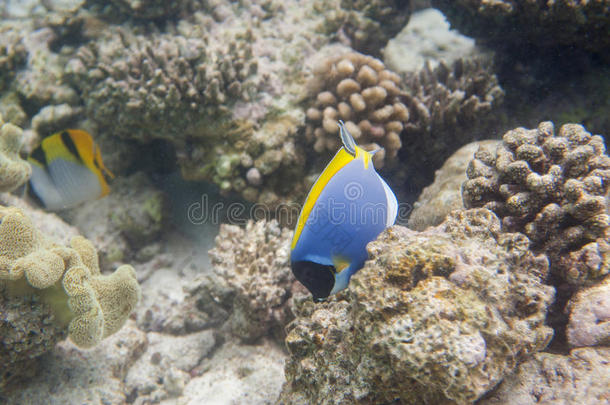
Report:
0,114,31,192
0,205,141,348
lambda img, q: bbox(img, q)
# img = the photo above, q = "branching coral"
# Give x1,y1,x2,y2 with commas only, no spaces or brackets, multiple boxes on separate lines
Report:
305,51,409,168
431,0,610,55
397,57,504,188
317,0,411,56
0,25,27,92
0,114,31,192
65,27,258,143
280,209,554,404
0,205,141,363
463,122,610,286
183,220,298,342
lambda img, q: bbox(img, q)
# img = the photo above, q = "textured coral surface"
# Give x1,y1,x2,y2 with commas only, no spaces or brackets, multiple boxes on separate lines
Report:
0,204,141,389
463,122,610,286
183,220,299,342
0,115,31,192
432,0,610,54
280,209,554,404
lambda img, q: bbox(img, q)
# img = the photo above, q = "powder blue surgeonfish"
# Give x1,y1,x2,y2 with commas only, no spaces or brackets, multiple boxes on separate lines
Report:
291,121,398,301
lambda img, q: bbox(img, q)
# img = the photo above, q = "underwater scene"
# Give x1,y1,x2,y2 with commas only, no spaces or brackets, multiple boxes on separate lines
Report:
1,0,609,404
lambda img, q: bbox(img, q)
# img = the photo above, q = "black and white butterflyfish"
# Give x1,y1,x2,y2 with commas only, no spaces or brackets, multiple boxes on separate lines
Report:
27,129,114,210
290,120,398,302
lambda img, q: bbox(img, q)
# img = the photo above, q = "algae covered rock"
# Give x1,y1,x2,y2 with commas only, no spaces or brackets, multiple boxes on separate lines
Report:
280,209,554,404
565,275,610,348
0,205,141,387
0,114,31,192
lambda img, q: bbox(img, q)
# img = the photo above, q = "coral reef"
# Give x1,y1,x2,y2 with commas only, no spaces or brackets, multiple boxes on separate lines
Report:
0,204,141,388
431,0,610,55
0,24,27,92
566,275,610,348
0,288,67,391
305,51,408,168
408,139,500,230
108,0,188,19
383,7,477,74
281,209,554,404
65,26,258,143
183,220,299,342
329,0,412,56
0,114,31,192
481,347,610,405
463,122,610,286
397,57,504,190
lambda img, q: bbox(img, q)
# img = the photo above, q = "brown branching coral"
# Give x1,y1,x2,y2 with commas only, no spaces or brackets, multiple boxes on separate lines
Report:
316,0,411,56
431,0,610,55
66,27,258,143
463,122,610,286
305,51,409,168
398,58,504,188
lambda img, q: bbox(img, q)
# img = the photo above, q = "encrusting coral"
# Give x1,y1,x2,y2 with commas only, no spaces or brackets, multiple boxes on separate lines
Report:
182,220,299,342
0,206,140,364
0,114,31,192
565,275,610,348
280,209,554,404
305,51,409,168
0,25,27,92
463,122,610,286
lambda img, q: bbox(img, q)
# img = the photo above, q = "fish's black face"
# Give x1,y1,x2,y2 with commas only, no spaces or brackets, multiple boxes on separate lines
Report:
291,261,335,302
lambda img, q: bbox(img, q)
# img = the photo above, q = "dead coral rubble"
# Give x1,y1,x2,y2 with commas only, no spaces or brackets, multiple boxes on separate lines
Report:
463,122,610,286
306,51,408,168
280,209,554,404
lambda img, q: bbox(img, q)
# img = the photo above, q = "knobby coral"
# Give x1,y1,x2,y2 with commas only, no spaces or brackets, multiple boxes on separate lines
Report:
280,209,554,404
0,114,31,192
305,51,408,168
463,122,610,286
183,220,298,342
0,206,141,362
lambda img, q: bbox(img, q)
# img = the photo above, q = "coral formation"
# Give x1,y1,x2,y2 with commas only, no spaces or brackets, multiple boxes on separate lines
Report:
183,220,298,342
463,122,610,286
408,139,500,230
0,24,27,92
331,0,412,55
0,206,141,355
108,0,188,19
0,289,67,391
397,57,504,189
565,275,610,348
431,0,610,55
481,347,610,405
0,114,31,192
305,51,409,168
65,27,258,143
281,209,554,404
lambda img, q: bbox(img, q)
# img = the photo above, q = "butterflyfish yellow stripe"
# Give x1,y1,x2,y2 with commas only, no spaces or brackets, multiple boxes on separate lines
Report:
41,132,81,165
67,130,113,196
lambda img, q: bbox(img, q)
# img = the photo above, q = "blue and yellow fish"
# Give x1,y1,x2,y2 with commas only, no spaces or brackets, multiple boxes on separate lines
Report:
291,121,398,301
27,129,114,210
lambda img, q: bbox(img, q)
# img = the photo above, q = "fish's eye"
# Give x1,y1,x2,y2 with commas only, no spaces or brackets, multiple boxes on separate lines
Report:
291,260,335,301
